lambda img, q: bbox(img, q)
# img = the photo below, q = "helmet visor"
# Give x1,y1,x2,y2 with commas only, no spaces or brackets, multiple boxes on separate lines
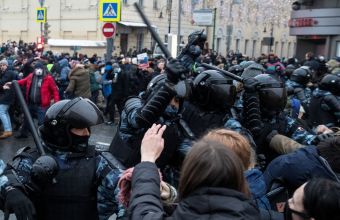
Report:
259,88,287,112
61,98,104,128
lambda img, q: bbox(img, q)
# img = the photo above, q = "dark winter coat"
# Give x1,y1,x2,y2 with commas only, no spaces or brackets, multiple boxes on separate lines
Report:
0,69,16,105
66,65,91,98
129,162,260,220
106,69,129,100
263,145,340,191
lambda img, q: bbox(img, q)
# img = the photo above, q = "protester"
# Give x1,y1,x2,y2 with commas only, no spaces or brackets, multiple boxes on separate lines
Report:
4,62,59,139
0,59,16,139
128,124,260,220
284,178,340,220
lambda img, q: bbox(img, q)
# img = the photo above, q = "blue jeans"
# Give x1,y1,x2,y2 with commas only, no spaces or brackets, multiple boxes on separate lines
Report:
20,104,48,135
0,104,12,132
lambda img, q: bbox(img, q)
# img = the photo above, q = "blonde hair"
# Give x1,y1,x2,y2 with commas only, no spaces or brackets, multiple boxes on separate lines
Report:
203,129,255,170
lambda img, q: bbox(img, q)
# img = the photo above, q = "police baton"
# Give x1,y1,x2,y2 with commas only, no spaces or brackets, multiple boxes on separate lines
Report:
201,63,244,82
12,80,46,155
12,80,58,184
134,3,173,60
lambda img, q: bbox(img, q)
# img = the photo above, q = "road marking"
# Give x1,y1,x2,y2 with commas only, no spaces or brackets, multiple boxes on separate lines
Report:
96,142,110,146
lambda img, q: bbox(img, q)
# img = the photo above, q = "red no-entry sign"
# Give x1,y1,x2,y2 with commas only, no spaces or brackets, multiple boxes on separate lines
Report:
102,22,116,38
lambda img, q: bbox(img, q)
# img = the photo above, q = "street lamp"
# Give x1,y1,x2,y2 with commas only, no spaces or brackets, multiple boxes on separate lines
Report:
158,0,172,34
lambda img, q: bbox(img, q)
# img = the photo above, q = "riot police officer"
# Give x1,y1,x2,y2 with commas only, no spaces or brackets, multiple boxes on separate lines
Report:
242,74,317,162
308,73,340,128
285,66,312,118
0,98,122,220
181,69,256,149
109,59,193,175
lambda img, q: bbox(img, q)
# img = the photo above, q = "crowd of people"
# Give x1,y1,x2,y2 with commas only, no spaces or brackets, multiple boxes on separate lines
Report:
0,35,340,220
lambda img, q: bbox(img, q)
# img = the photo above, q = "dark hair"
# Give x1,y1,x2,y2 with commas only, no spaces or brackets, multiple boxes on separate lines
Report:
303,178,340,220
178,139,250,200
316,136,340,173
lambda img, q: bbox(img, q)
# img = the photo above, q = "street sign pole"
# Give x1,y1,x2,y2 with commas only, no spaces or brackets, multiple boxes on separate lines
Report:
106,38,114,62
99,0,120,62
102,22,116,62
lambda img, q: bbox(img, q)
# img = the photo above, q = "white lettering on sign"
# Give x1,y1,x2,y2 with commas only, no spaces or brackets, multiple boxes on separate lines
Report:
104,28,114,32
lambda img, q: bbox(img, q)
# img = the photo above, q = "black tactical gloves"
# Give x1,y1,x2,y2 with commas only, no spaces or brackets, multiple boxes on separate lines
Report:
4,187,36,220
165,59,187,84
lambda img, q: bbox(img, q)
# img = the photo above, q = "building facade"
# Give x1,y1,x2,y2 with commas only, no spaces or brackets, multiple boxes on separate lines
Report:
289,0,340,60
0,0,295,58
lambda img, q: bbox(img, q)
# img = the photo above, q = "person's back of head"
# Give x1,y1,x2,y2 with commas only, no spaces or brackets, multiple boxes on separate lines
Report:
178,139,249,200
303,178,340,220
203,129,254,170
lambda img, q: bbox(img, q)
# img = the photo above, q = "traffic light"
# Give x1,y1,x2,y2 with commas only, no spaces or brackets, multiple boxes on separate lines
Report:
44,22,51,43
37,36,44,50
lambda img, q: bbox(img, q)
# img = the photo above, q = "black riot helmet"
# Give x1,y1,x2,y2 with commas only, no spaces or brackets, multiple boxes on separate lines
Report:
39,98,104,152
144,74,167,100
192,70,236,111
228,65,244,76
319,73,340,96
284,64,296,78
290,66,312,85
255,74,287,113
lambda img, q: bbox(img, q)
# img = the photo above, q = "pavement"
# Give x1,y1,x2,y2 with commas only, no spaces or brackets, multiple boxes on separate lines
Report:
0,123,118,219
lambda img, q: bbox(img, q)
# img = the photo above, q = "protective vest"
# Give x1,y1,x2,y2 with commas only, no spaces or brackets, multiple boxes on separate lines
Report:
33,147,98,220
110,120,181,169
308,96,337,127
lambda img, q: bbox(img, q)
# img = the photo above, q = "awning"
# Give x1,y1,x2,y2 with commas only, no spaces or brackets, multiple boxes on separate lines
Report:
118,21,157,28
47,39,106,47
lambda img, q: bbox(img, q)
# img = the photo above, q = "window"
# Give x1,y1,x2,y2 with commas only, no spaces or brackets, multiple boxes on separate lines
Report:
164,35,168,43
244,39,249,55
139,0,144,7
137,33,144,52
153,0,158,9
235,39,240,52
337,41,340,57
216,38,221,54
252,40,257,58
287,42,291,57
123,0,128,4
280,42,285,58
274,41,279,54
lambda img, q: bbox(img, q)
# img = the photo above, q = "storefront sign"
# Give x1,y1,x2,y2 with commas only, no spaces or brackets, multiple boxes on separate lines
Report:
289,18,318,27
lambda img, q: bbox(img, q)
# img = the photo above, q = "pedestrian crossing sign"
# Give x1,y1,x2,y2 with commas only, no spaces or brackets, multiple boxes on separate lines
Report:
36,7,46,23
99,0,121,22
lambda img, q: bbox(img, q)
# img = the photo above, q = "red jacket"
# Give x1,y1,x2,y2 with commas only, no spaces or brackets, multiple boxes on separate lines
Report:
18,73,60,108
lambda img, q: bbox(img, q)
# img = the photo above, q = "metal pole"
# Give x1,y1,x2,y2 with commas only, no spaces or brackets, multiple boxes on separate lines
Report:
177,0,181,54
168,0,172,33
212,8,217,51
106,38,114,62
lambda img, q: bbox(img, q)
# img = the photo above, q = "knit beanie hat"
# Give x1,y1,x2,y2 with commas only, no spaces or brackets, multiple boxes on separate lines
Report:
0,59,8,66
